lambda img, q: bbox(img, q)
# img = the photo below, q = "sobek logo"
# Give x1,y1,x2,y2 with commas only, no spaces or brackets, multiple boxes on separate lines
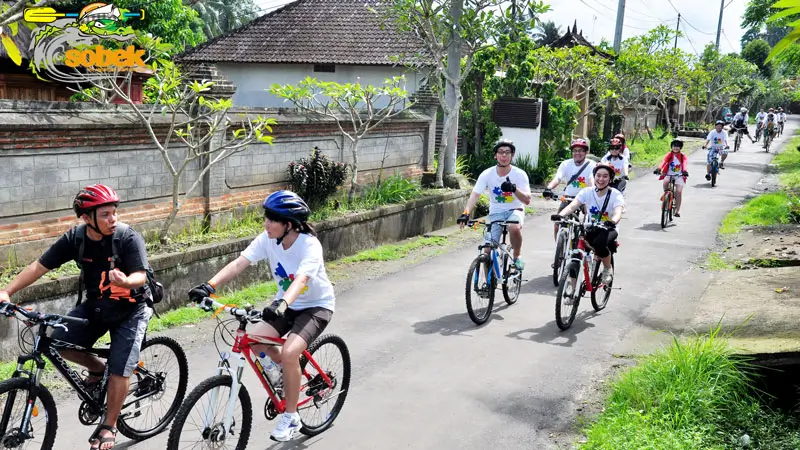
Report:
23,2,147,83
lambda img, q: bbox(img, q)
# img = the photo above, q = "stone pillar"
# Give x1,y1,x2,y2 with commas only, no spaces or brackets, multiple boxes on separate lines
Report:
182,63,237,227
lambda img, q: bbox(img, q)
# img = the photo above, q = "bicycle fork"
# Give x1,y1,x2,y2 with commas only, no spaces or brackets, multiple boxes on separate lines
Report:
203,352,246,438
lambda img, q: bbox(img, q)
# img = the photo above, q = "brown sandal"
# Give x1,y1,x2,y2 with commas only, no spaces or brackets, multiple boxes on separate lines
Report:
89,424,117,450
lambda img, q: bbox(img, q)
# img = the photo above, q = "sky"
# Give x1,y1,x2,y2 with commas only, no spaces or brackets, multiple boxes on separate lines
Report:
253,0,749,56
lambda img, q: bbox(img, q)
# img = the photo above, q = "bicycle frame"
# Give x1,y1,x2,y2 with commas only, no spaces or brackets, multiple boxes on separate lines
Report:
202,315,334,433
473,220,517,286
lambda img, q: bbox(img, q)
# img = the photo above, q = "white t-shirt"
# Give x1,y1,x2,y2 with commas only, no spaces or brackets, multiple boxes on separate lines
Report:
576,187,625,224
600,154,629,178
779,112,787,122
666,153,686,177
622,146,631,162
555,159,595,197
473,166,531,213
242,232,335,312
706,130,728,150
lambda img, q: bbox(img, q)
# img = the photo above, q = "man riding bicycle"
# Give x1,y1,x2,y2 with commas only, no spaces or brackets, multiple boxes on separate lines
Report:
0,184,153,450
778,107,787,134
704,120,729,176
731,107,756,144
656,139,689,217
457,139,532,270
554,163,625,286
543,138,596,239
761,108,778,149
754,108,766,141
601,138,629,193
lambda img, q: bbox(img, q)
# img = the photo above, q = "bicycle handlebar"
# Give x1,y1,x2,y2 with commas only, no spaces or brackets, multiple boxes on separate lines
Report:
465,219,520,229
0,301,89,329
197,297,262,321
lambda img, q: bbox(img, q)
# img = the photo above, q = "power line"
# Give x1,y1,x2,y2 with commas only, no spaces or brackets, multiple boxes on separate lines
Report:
665,0,715,35
722,28,738,53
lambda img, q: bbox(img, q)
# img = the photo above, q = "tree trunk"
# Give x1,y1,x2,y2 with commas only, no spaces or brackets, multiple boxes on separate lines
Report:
473,72,484,157
661,100,673,136
436,111,457,187
442,0,463,176
158,176,183,243
348,139,360,202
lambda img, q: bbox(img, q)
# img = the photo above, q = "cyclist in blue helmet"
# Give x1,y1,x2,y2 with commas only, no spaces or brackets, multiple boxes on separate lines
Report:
188,190,335,442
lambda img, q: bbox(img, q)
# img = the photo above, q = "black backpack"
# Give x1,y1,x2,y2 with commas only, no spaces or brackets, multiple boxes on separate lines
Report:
74,223,163,307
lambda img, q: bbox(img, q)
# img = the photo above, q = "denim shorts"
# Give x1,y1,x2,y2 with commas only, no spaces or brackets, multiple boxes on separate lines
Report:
707,149,724,165
486,209,524,244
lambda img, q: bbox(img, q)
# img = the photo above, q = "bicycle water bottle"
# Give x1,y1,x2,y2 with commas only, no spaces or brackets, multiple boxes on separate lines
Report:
259,352,284,395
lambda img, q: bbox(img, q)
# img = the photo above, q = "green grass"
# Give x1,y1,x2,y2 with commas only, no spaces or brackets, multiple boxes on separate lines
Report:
773,138,800,190
720,192,797,234
582,328,800,449
705,252,735,270
340,236,448,263
626,129,677,168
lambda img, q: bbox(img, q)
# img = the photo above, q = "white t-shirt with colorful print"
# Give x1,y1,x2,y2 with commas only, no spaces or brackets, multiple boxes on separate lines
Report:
600,154,629,178
576,187,625,224
666,154,686,177
472,165,531,213
242,232,335,312
555,159,596,197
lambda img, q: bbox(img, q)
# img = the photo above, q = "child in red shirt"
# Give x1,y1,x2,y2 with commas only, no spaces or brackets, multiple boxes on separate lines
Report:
655,139,689,217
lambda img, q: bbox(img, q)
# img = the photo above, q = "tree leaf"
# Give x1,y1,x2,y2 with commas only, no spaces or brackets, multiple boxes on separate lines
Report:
8,21,18,36
1,34,22,66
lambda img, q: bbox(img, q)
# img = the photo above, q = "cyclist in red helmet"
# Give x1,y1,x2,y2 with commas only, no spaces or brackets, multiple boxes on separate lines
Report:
543,138,596,239
0,184,153,449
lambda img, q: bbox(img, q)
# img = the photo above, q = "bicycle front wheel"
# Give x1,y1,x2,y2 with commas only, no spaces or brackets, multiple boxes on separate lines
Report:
555,261,580,330
734,133,740,152
660,194,670,228
553,231,567,286
0,377,57,450
298,334,351,437
117,336,189,440
711,164,717,187
590,256,613,311
166,375,252,450
465,256,495,325
501,253,521,305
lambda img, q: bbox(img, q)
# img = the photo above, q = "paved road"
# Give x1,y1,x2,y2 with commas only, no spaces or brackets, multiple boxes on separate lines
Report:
51,119,795,449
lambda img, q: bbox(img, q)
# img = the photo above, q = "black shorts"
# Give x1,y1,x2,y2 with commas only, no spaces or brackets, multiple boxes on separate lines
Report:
50,300,152,377
266,307,332,345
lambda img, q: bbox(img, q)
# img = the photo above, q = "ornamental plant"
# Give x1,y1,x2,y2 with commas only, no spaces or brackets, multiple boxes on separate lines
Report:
287,147,349,208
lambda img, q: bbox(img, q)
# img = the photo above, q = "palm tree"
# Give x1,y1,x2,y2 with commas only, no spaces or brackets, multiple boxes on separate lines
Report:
185,0,259,39
533,20,562,46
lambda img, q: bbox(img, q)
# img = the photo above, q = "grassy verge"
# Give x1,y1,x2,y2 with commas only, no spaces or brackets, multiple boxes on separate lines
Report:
582,330,800,449
627,130,676,168
704,251,736,270
339,236,448,263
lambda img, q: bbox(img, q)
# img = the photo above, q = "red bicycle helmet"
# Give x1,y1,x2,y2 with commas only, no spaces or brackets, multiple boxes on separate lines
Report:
73,184,120,218
570,138,589,151
609,138,623,149
614,133,626,144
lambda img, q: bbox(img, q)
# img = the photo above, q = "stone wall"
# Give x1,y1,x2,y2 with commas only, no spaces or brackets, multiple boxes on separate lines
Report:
0,190,468,360
0,100,434,268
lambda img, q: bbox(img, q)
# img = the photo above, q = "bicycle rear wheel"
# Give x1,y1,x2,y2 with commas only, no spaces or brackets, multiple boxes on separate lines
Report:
555,261,580,330
117,336,189,440
465,256,495,325
501,253,521,305
298,334,351,437
166,375,252,450
553,231,567,286
0,377,57,450
590,256,614,311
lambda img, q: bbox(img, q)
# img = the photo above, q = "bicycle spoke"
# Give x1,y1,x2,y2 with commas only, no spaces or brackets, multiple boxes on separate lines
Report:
298,343,345,428
177,385,243,450
0,386,50,449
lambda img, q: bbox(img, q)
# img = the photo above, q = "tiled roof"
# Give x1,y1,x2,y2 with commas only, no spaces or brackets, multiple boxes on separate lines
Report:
178,0,428,66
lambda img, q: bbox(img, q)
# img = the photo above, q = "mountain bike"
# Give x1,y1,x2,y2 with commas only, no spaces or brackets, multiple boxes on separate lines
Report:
547,195,580,286
166,297,350,449
755,122,763,143
464,219,523,325
655,172,688,228
0,301,188,449
778,121,784,137
733,127,743,152
704,146,723,187
764,125,774,153
548,217,616,330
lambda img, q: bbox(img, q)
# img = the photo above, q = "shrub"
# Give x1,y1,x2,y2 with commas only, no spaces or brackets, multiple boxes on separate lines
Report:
474,194,490,217
362,174,421,205
288,147,349,207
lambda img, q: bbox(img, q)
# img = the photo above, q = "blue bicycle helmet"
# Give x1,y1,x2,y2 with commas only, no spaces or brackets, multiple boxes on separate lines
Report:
263,190,310,226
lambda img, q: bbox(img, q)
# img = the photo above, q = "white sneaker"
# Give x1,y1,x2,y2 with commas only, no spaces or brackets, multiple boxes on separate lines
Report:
602,268,614,285
270,412,301,442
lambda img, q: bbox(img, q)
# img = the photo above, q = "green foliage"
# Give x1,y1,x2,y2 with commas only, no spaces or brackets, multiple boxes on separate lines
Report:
474,194,490,217
705,252,736,271
582,329,800,449
362,174,421,205
539,82,580,160
188,0,258,40
626,128,675,167
287,148,349,208
742,39,774,78
514,152,553,185
340,236,447,263
720,192,800,234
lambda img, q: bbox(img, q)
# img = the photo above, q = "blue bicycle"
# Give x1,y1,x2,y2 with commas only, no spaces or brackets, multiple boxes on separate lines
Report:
464,219,522,325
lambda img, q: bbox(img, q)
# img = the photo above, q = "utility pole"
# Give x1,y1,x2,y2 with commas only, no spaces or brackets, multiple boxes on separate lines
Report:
604,0,626,139
715,0,724,50
674,13,681,49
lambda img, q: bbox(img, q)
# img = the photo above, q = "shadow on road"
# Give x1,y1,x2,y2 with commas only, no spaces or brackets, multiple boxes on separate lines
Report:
636,222,670,232
520,274,557,296
506,310,599,347
412,302,513,337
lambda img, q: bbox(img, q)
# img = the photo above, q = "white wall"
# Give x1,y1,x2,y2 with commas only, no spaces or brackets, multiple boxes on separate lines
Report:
500,126,542,167
216,63,424,108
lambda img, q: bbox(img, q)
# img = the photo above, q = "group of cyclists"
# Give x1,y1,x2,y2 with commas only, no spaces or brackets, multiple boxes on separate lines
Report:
732,106,787,149
0,185,332,447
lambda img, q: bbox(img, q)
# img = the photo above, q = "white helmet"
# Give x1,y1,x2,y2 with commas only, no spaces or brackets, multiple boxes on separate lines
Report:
740,107,747,113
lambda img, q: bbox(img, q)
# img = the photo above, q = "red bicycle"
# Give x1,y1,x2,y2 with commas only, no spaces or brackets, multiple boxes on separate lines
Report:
166,297,350,449
550,217,617,330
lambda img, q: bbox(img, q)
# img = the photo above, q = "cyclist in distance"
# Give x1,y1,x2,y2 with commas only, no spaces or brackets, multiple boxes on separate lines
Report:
703,120,730,177
0,184,153,450
457,139,532,270
655,139,689,217
731,107,756,144
754,108,766,140
543,138,596,239
600,138,629,193
778,107,787,133
554,164,625,285
188,190,335,442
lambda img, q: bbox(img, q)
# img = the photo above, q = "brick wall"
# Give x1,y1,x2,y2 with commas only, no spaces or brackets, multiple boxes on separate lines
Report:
0,100,433,268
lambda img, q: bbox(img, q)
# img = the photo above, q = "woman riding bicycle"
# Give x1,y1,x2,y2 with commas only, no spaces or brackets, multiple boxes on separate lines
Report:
188,190,335,442
555,164,625,285
601,138,629,193
655,139,689,217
